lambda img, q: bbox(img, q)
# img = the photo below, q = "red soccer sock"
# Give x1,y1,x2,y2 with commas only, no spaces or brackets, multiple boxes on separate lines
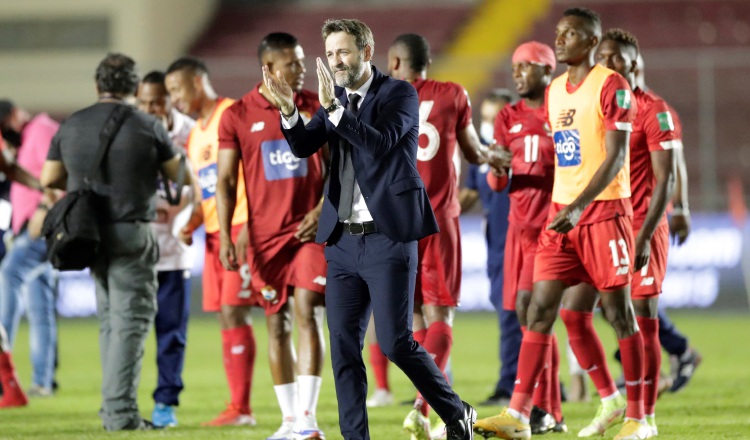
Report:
620,330,646,419
549,334,563,422
532,342,551,413
222,325,257,414
636,316,659,415
0,352,28,407
417,322,453,416
510,331,552,418
560,309,618,398
368,343,391,391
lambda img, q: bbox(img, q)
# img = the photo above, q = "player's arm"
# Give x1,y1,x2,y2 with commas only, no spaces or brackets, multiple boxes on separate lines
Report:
548,75,635,233
670,139,690,244
456,125,485,165
459,188,479,213
635,149,675,270
634,101,679,269
216,111,244,271
455,85,485,165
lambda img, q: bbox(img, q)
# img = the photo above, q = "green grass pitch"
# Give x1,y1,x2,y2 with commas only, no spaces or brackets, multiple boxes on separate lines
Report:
2,311,749,439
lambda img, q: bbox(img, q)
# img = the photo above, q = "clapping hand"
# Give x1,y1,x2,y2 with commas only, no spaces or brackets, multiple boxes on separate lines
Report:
262,65,295,115
316,58,336,108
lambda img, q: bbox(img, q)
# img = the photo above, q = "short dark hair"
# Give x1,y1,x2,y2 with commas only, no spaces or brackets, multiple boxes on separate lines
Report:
563,7,602,36
166,56,209,77
392,33,431,72
142,70,166,86
0,99,14,124
95,53,140,96
602,28,640,55
257,32,299,65
322,19,374,52
485,88,516,106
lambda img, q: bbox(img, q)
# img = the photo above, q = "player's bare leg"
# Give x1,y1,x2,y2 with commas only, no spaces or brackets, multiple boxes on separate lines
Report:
293,288,326,438
202,305,257,426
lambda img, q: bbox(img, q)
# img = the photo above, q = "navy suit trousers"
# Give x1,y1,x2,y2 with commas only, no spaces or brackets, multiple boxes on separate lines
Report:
325,231,463,440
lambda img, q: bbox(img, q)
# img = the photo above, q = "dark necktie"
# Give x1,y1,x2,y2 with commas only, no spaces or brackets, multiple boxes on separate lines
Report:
337,93,361,221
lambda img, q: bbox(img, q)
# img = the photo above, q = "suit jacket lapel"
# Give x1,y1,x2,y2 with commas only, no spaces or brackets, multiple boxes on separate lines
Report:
357,66,383,115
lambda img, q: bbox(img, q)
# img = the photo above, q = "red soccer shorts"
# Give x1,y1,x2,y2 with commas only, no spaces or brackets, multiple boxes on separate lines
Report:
631,222,669,298
251,237,327,316
503,223,542,311
533,215,634,292
203,225,262,312
415,216,462,307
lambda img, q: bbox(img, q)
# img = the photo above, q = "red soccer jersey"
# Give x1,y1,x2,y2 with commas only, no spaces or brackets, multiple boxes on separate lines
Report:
218,85,324,249
494,99,555,228
630,87,680,229
412,78,472,219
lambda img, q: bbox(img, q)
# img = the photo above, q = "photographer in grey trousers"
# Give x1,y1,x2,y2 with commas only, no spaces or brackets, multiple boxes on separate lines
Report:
39,53,191,431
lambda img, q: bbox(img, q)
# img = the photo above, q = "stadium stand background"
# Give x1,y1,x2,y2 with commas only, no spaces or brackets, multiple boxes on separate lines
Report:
1,0,749,312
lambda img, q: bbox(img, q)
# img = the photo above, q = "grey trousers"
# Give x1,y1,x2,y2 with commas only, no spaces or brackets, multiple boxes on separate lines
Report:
92,222,158,431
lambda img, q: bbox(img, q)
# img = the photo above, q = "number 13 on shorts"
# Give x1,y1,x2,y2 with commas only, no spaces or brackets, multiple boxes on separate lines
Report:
608,238,631,276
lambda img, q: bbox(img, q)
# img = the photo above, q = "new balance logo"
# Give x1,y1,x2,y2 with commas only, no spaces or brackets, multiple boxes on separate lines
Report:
616,266,629,276
238,289,252,299
509,123,523,133
585,365,599,373
557,109,576,127
250,121,265,132
231,345,245,355
640,277,655,286
625,379,642,386
313,276,327,286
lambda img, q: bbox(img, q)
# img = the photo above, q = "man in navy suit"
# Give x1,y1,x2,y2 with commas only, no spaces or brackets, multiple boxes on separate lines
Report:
263,18,476,440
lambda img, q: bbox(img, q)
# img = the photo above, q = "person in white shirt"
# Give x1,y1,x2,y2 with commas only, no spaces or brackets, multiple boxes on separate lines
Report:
136,71,196,428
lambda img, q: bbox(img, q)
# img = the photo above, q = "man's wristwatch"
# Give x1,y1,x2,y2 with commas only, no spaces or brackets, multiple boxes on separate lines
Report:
281,105,297,119
324,99,342,114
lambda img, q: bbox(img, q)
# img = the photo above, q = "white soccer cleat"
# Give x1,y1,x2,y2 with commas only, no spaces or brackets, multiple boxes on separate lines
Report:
267,418,295,440
293,414,325,440
366,388,394,407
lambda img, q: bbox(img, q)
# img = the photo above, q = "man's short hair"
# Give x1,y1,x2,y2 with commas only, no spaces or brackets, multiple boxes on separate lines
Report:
166,56,209,77
563,7,602,36
258,32,299,65
485,88,516,106
602,28,640,55
392,33,430,72
322,19,375,52
95,53,140,96
142,70,166,86
0,99,14,124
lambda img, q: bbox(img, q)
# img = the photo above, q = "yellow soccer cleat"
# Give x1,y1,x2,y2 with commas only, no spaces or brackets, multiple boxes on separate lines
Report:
473,408,531,440
577,394,626,437
613,419,653,440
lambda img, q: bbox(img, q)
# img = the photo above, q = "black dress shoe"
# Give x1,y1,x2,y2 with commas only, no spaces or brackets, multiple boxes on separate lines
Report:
446,400,477,440
479,390,511,407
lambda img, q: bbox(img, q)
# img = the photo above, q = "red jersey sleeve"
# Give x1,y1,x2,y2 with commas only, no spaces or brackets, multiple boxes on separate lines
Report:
643,98,680,152
455,84,472,130
493,106,510,146
217,106,241,151
600,74,637,132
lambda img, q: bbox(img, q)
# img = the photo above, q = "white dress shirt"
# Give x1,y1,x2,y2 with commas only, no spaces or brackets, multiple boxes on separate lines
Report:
282,70,375,223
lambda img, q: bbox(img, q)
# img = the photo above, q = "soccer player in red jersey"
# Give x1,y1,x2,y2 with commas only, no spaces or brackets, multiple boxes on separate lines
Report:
474,8,649,440
216,33,328,440
165,58,259,427
484,41,565,435
385,33,485,440
598,29,679,436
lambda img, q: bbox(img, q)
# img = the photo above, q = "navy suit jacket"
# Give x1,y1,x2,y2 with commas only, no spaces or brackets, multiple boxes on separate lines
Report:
283,66,439,244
